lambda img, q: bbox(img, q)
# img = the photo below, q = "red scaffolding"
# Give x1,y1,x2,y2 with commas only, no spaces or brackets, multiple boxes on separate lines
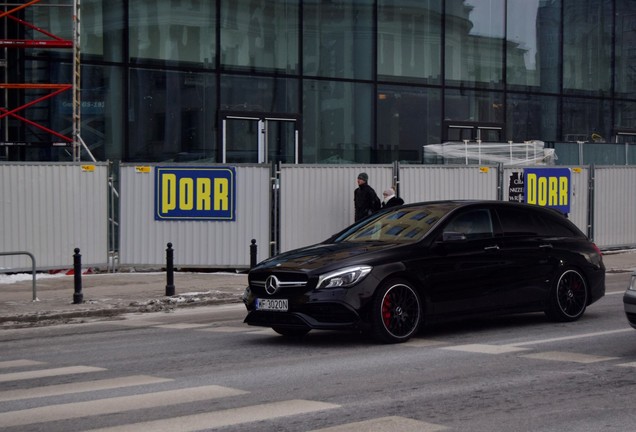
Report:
1,0,81,158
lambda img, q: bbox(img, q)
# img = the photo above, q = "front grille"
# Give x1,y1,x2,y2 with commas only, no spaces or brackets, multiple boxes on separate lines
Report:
249,271,309,296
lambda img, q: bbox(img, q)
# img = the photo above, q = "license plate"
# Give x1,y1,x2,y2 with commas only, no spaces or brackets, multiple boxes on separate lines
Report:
256,298,288,311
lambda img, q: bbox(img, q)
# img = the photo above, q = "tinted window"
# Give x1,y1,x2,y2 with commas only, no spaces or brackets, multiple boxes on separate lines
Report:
497,207,579,237
496,207,544,236
444,209,494,240
536,212,580,237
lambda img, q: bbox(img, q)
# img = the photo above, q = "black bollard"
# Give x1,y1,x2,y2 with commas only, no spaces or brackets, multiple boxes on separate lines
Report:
250,239,257,269
73,248,83,304
165,242,175,296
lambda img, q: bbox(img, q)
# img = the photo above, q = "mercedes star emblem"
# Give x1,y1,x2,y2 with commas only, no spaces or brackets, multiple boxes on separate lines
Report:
265,275,280,295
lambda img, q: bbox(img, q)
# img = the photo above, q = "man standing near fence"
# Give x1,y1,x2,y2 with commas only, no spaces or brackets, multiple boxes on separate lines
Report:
354,172,380,221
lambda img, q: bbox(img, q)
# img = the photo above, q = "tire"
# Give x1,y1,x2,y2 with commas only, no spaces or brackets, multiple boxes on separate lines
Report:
545,268,588,322
371,279,422,344
272,326,310,338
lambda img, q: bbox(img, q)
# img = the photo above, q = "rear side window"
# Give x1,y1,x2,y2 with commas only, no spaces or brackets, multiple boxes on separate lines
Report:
496,207,579,237
496,207,546,236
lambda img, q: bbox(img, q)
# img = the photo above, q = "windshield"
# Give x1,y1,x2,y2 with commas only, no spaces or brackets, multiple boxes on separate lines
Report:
336,203,457,243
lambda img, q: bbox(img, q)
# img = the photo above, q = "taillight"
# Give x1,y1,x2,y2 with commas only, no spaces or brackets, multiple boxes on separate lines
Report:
592,243,603,256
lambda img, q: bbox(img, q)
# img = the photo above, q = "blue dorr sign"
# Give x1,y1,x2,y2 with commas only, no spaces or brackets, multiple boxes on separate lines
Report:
155,167,236,221
524,167,571,214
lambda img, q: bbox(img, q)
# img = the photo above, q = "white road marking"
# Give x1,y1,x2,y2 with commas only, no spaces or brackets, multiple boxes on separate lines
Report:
84,399,340,432
507,328,633,347
442,344,530,354
403,339,448,348
105,320,163,327
309,416,448,432
617,362,636,368
0,366,106,383
0,384,248,428
196,326,253,333
0,359,45,369
0,375,173,402
520,351,618,364
154,323,211,329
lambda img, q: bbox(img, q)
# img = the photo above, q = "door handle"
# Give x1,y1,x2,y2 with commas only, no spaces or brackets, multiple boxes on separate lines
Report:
539,244,553,249
484,245,500,251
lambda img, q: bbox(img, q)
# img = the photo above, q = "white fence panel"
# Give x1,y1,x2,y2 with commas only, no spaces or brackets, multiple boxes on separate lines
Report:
119,164,270,268
502,166,590,236
279,164,394,253
0,162,109,271
593,166,636,248
398,165,498,203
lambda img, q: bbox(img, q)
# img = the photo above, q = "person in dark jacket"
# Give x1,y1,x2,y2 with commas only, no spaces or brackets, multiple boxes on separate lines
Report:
354,172,380,221
381,187,404,209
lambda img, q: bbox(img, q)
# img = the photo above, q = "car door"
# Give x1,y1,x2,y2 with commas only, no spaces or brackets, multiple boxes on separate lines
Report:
416,208,505,317
491,206,558,310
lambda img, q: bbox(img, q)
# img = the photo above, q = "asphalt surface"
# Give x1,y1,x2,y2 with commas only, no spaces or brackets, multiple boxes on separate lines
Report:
1,250,635,329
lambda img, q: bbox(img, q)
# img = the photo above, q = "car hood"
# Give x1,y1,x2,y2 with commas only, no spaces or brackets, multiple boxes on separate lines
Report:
254,241,400,273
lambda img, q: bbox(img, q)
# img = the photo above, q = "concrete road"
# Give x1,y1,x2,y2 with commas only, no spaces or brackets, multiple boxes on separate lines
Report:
0,272,634,432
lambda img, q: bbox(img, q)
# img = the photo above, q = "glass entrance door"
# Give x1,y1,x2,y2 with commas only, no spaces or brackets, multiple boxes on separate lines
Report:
222,115,298,164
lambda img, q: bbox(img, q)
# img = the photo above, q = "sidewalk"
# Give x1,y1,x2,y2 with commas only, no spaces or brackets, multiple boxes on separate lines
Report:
1,250,635,329
0,271,248,329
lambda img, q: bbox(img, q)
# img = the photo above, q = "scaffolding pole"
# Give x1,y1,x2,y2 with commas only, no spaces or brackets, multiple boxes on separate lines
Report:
72,0,81,161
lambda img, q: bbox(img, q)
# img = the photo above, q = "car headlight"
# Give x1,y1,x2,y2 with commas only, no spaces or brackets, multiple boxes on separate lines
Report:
316,266,372,289
629,273,636,291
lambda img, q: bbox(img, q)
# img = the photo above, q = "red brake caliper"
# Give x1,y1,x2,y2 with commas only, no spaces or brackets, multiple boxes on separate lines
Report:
382,295,392,328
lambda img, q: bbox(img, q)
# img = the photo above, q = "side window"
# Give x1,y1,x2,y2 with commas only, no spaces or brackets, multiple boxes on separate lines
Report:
444,209,494,240
496,207,545,236
536,213,580,237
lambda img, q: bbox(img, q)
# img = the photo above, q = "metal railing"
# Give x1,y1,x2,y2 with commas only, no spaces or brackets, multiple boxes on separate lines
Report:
0,251,37,301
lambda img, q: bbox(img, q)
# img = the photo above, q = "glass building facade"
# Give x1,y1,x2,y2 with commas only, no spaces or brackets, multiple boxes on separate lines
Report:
2,0,636,164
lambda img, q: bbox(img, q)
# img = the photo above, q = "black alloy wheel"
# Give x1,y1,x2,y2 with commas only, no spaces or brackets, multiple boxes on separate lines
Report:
371,279,422,344
545,268,588,322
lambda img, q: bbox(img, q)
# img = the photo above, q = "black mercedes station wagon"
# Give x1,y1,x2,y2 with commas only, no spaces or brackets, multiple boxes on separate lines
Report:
243,200,606,343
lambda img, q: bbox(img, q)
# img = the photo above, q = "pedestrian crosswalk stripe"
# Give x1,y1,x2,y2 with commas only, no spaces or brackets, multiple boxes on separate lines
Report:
442,344,529,354
83,399,340,432
309,416,448,432
0,366,107,383
0,384,248,428
154,323,211,329
520,351,618,364
0,359,46,369
196,326,264,333
0,375,173,402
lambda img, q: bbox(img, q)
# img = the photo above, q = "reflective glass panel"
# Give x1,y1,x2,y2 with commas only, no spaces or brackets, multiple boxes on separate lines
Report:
129,1,215,67
562,97,611,143
615,100,636,131
444,89,504,124
303,0,373,80
506,0,560,92
303,80,373,163
128,69,216,162
377,85,441,163
220,75,298,113
83,0,124,61
615,1,636,99
563,0,612,95
220,0,298,73
506,93,557,142
377,0,442,83
445,0,505,88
